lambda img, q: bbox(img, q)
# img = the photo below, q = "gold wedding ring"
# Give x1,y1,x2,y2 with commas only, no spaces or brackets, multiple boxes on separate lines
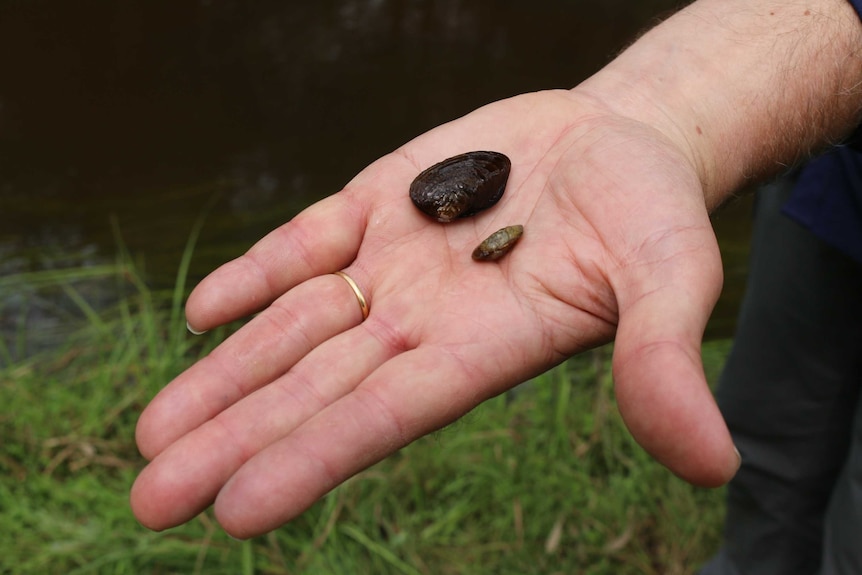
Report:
333,271,369,320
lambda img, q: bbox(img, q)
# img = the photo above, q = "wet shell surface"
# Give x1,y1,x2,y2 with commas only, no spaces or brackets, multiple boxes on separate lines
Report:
409,151,511,222
472,225,524,261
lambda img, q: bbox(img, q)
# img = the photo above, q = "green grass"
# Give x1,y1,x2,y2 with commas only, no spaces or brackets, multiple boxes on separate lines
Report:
0,251,730,574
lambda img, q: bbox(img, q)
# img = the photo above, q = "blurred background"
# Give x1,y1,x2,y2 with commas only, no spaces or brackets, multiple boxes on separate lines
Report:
0,0,751,357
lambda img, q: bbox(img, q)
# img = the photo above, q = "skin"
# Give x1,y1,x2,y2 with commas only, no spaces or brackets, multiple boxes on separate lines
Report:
131,0,862,539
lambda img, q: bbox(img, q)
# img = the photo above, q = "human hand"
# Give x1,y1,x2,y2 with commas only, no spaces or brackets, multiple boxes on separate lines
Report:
131,89,738,538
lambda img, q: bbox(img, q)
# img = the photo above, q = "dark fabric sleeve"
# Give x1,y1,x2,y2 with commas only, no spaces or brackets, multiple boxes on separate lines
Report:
849,0,862,21
783,147,862,264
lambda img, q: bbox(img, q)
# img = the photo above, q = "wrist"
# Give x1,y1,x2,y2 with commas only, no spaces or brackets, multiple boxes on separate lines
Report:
577,0,862,210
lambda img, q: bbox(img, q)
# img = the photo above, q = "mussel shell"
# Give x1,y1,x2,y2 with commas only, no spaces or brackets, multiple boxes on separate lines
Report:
409,151,511,222
472,225,524,261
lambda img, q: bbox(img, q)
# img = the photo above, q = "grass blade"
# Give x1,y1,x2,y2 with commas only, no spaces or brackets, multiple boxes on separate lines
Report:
340,524,422,575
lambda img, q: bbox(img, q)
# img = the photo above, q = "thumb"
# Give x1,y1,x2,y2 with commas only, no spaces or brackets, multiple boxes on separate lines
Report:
611,249,739,487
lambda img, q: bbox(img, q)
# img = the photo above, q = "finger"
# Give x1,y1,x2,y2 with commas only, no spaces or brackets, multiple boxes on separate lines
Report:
186,193,366,332
136,273,368,460
211,346,498,539
131,317,399,530
611,255,739,487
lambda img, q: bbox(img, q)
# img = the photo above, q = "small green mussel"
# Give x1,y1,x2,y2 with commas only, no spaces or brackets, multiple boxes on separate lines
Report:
472,225,524,261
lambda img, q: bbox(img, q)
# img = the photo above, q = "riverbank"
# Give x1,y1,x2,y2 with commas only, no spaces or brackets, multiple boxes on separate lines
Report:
0,258,729,574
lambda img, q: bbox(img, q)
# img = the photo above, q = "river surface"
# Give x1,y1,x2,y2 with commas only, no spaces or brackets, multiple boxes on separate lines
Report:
0,0,752,357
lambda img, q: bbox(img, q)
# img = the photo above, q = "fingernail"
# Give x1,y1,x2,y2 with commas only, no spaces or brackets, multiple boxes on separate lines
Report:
733,445,742,471
186,321,208,336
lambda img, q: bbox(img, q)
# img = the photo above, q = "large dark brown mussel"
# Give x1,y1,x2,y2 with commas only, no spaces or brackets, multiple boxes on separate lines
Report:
409,151,511,222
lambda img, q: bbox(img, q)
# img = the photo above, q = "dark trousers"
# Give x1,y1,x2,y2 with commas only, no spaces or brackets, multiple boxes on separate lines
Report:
700,179,862,574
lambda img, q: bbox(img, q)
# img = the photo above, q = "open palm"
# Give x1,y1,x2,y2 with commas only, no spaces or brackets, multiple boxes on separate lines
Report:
131,90,737,538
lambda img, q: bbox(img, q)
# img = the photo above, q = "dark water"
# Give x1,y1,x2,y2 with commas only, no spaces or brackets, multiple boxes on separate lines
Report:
0,0,751,355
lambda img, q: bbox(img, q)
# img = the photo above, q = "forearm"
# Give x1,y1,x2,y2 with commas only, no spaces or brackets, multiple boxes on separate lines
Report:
580,0,862,209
